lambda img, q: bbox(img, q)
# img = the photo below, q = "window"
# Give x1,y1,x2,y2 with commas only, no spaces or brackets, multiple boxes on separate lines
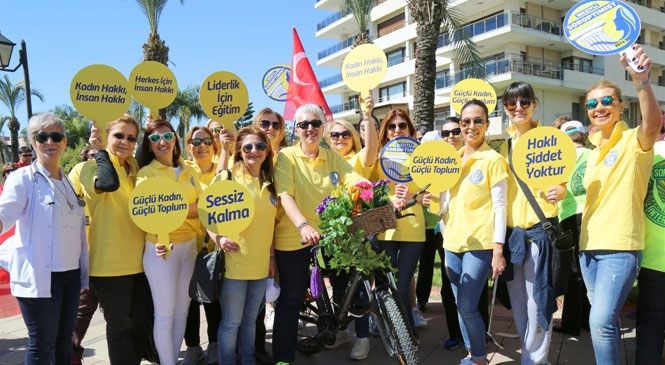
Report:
436,69,451,89
379,82,406,101
562,56,593,73
386,48,405,66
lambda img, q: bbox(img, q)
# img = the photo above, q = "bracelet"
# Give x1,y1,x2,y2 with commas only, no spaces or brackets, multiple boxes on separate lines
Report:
634,78,651,90
297,221,310,231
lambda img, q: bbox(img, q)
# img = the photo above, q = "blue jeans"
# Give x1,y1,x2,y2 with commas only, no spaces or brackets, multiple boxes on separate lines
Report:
445,249,492,361
218,278,267,365
379,240,424,331
17,269,81,365
580,250,640,365
636,267,665,364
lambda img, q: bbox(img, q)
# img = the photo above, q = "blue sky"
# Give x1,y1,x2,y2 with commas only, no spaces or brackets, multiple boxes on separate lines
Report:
1,0,339,130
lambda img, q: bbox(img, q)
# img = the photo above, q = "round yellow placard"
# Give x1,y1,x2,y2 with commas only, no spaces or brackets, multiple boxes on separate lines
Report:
450,79,497,115
341,44,388,92
198,180,255,241
512,127,577,189
409,140,462,194
70,64,130,132
129,61,178,113
129,177,189,257
200,71,249,131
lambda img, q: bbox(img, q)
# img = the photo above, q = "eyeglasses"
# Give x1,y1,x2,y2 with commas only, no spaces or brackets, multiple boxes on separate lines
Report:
387,122,408,131
585,95,616,110
148,132,175,143
297,119,323,129
21,154,32,158
87,153,96,159
503,98,533,111
112,133,138,143
190,138,214,146
211,127,223,134
241,142,268,153
330,131,352,140
34,132,65,144
460,118,485,128
441,128,462,138
360,124,379,132
260,120,282,130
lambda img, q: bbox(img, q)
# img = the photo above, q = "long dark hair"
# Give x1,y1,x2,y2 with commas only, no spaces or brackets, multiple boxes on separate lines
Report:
501,81,538,106
138,119,182,168
232,126,276,197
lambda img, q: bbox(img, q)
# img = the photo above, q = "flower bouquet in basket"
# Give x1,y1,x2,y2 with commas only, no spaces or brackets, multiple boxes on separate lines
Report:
316,180,396,275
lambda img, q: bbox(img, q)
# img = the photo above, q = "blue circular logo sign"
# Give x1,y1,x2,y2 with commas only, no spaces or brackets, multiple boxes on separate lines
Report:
262,65,291,102
380,137,419,183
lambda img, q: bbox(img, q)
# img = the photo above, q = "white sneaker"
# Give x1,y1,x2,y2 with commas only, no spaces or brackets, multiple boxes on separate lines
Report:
206,342,218,364
350,337,371,360
264,306,275,330
459,355,474,365
182,345,205,365
325,329,350,349
412,308,427,328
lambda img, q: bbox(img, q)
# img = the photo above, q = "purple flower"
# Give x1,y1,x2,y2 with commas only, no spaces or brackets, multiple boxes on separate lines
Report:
316,196,336,215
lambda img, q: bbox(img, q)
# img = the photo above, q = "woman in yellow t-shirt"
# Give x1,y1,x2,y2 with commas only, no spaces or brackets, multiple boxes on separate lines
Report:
136,119,201,365
443,100,507,365
208,127,277,365
254,107,289,157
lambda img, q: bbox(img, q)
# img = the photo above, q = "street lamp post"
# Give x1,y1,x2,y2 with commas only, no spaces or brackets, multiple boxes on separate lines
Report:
0,33,33,120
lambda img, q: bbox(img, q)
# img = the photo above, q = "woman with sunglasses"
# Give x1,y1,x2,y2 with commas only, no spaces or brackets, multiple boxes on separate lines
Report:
82,114,152,365
498,81,566,364
272,104,366,364
180,126,222,365
206,127,277,365
440,100,508,365
206,119,234,169
254,107,288,156
0,113,88,364
376,108,426,332
580,47,661,365
137,119,202,365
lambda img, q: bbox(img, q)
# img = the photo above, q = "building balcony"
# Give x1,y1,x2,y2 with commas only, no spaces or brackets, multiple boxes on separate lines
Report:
316,8,357,40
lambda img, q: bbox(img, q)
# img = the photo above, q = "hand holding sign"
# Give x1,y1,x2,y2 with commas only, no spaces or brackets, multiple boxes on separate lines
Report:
511,127,576,189
198,180,255,250
409,141,462,213
129,177,189,258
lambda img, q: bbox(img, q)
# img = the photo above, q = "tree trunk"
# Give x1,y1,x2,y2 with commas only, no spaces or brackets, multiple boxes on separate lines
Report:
412,23,441,131
8,117,20,162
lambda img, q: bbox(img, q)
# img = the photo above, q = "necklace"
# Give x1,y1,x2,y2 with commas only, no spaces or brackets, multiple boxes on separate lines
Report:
51,178,74,211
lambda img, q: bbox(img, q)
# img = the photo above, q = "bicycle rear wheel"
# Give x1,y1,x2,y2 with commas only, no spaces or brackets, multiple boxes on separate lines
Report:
377,290,420,365
296,290,336,355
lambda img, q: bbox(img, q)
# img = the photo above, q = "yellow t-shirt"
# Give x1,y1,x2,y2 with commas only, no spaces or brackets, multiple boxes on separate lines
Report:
581,121,653,251
137,158,202,244
79,153,144,277
500,122,559,228
347,148,376,179
211,168,277,279
642,141,665,271
374,166,426,243
445,143,508,252
69,161,91,238
274,144,363,251
185,160,216,190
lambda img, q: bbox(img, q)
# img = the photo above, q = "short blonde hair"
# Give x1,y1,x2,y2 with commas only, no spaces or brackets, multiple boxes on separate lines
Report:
324,119,362,155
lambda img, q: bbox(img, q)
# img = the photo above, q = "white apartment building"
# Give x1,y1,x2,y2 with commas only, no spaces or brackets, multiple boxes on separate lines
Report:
314,0,665,137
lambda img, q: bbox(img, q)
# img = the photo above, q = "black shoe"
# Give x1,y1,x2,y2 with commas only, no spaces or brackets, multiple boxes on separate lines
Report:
255,349,274,365
553,325,580,336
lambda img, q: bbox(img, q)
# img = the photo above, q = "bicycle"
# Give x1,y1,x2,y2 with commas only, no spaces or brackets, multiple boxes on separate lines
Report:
296,184,430,365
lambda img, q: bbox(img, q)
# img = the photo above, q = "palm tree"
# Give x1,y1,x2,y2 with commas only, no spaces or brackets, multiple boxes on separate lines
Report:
0,75,43,162
0,115,10,163
164,86,204,158
345,0,375,46
135,0,184,65
408,0,486,130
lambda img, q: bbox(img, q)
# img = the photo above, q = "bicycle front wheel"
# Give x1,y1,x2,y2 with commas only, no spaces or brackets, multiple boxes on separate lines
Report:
378,291,420,365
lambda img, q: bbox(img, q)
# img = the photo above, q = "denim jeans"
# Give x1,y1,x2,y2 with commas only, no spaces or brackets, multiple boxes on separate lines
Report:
379,240,424,331
636,267,665,364
580,250,640,365
219,278,267,365
273,247,310,363
17,269,80,365
445,249,492,361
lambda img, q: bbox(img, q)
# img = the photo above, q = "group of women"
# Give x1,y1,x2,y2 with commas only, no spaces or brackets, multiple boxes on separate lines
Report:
0,45,660,365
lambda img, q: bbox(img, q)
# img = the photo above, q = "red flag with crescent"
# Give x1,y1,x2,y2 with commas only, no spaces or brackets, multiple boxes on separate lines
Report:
283,27,332,121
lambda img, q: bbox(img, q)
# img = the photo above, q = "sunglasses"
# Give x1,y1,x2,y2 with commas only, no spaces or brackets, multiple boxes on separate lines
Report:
503,98,533,111
460,117,485,128
260,120,282,130
148,132,175,143
241,142,268,153
190,138,214,146
360,123,379,132
387,122,408,131
34,132,65,144
87,153,97,159
330,131,352,140
21,154,32,157
441,128,462,138
297,119,323,129
211,127,224,134
585,95,616,110
112,133,138,143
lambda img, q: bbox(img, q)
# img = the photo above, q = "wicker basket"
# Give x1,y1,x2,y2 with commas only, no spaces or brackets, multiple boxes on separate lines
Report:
349,204,397,238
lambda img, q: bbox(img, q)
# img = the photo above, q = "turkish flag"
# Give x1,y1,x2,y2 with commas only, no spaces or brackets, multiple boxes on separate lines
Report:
283,27,332,121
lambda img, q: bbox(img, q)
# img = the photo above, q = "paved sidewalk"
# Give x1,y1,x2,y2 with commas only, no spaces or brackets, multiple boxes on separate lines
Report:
0,296,644,365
